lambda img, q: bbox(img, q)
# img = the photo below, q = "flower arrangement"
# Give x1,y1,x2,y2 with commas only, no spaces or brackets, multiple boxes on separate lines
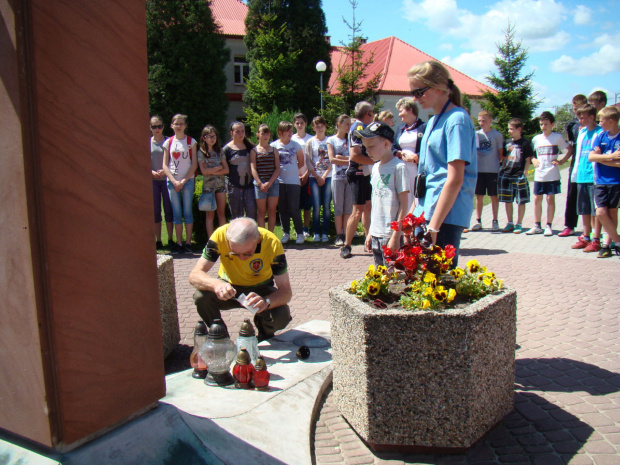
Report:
348,213,503,311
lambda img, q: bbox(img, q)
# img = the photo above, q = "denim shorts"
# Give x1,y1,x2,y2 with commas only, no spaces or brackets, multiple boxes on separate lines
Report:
533,180,561,196
254,180,280,200
577,183,596,216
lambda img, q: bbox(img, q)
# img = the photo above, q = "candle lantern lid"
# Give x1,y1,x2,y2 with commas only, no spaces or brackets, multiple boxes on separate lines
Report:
239,318,256,337
208,319,229,340
255,356,267,370
236,348,251,365
194,320,208,336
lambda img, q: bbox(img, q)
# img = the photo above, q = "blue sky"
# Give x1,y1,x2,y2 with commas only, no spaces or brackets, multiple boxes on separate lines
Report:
321,0,620,112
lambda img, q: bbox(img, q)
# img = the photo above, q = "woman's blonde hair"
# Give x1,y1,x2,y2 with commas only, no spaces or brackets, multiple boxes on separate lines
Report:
395,97,419,116
374,111,394,123
408,61,462,108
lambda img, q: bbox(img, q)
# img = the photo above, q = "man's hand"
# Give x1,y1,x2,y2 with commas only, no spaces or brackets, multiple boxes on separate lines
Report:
214,281,236,300
246,292,269,313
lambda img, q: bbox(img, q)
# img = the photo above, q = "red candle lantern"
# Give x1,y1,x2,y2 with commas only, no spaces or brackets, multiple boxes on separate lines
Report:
232,348,255,389
253,356,270,391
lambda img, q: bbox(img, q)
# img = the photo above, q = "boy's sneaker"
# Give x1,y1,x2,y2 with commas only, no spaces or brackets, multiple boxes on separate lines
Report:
169,243,182,254
558,227,574,237
335,234,345,246
544,225,553,236
501,223,514,233
321,234,329,242
597,245,612,258
295,235,305,245
340,245,352,259
471,222,482,231
303,228,310,238
492,220,500,231
571,235,590,249
583,239,601,253
526,226,543,235
183,243,194,254
281,233,290,244
313,233,321,242
513,224,523,234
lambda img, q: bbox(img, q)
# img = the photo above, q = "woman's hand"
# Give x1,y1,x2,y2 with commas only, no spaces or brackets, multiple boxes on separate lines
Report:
317,176,326,187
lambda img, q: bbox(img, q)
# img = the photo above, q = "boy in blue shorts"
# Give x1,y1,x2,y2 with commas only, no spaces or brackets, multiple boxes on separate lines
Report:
498,118,533,234
527,111,573,236
588,106,620,257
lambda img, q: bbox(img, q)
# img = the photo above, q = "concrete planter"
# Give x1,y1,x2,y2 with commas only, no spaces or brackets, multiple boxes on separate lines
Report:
157,254,180,358
329,285,517,451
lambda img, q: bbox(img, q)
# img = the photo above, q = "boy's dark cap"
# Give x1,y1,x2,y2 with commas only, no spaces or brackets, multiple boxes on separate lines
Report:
355,122,394,143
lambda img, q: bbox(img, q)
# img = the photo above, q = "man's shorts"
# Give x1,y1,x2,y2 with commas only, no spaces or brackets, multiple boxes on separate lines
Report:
533,180,561,196
475,172,498,196
348,173,371,205
594,184,620,209
498,174,530,205
576,183,596,215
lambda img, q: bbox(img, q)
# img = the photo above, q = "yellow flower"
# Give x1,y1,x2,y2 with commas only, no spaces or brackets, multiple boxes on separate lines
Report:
420,299,431,309
447,288,456,302
391,272,400,280
373,272,383,280
450,268,464,279
424,272,437,284
368,265,375,273
350,280,358,291
498,279,504,289
433,286,447,302
466,259,480,273
423,285,434,296
483,278,492,286
411,281,421,292
381,275,390,285
377,265,387,274
367,282,380,296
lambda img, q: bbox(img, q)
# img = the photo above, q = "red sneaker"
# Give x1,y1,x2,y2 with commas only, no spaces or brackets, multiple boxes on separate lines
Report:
583,239,601,253
558,227,575,237
571,235,590,249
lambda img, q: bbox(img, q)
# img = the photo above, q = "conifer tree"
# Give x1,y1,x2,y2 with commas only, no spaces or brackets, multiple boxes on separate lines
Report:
146,0,229,137
481,23,541,137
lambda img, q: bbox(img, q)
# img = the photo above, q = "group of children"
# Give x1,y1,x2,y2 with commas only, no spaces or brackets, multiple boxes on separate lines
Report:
470,91,620,258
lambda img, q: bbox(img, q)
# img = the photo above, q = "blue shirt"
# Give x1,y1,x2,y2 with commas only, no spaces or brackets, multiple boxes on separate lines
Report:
413,107,477,228
592,130,620,185
574,126,602,184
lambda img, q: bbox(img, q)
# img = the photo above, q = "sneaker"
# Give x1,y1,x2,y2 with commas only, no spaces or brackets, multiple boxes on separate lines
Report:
501,223,514,233
321,234,329,242
526,226,543,235
492,220,500,231
156,240,164,249
513,224,523,234
571,235,590,250
335,234,345,247
183,243,193,254
169,243,182,254
303,228,311,238
583,239,601,253
558,227,575,237
281,233,290,244
313,233,321,242
544,225,553,236
295,235,305,245
598,245,612,258
471,222,482,231
340,245,352,259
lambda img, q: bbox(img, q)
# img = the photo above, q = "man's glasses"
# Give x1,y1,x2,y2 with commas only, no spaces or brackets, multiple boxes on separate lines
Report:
151,124,164,129
410,86,431,98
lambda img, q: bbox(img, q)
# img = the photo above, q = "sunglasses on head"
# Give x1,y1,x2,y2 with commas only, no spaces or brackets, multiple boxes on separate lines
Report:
151,124,164,129
410,86,431,98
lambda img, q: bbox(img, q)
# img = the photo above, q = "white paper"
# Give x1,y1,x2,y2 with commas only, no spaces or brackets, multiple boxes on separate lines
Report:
237,293,259,315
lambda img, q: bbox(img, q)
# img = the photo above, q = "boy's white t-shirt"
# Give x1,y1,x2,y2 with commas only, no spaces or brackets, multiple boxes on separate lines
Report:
271,139,302,185
164,136,194,180
531,132,568,182
369,157,410,239
292,133,312,177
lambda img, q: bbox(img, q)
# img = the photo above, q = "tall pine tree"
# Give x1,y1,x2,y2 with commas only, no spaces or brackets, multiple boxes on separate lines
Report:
244,0,331,118
147,0,229,137
481,23,541,137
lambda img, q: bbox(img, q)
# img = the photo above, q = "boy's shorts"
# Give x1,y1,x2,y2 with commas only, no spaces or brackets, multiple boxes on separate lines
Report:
348,173,372,205
498,174,530,205
475,172,498,196
254,180,280,200
594,184,620,209
533,180,561,196
299,182,312,210
576,183,596,215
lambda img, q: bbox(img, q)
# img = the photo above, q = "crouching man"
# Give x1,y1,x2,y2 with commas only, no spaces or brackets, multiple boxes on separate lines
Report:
189,217,292,340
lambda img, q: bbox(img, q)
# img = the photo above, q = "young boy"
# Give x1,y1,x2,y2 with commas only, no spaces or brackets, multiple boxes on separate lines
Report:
527,111,573,236
498,118,533,233
588,90,607,117
588,106,620,257
570,104,603,252
292,113,313,238
357,122,409,266
471,110,504,231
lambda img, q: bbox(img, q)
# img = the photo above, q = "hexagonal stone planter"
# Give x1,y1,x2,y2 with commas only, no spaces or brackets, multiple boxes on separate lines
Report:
329,285,517,452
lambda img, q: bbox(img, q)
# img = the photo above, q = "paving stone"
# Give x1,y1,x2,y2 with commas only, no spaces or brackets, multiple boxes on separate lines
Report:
316,446,342,456
583,440,616,454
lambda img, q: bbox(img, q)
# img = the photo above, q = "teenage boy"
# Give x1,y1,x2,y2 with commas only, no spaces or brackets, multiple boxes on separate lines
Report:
588,106,620,257
357,122,409,266
527,111,573,236
471,110,504,231
292,113,313,238
498,118,533,233
570,104,603,252
588,90,607,118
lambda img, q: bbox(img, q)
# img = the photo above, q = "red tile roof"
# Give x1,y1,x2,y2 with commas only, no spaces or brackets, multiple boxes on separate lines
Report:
328,36,494,97
210,0,247,37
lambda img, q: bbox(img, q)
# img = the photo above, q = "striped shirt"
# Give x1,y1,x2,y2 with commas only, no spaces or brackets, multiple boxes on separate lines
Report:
255,147,277,182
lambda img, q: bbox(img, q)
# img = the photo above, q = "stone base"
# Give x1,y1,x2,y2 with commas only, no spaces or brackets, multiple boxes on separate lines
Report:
329,286,517,449
157,255,180,357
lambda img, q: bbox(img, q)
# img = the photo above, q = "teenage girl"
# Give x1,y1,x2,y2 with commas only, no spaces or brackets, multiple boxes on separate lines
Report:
327,114,353,247
305,116,332,242
223,122,256,220
162,113,198,254
198,125,229,238
250,124,281,231
150,115,173,249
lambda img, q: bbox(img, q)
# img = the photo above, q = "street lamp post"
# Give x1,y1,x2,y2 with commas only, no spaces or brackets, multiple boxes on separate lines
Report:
316,61,327,111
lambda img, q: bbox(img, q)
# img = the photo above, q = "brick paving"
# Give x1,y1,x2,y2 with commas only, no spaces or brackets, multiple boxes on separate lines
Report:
164,168,620,463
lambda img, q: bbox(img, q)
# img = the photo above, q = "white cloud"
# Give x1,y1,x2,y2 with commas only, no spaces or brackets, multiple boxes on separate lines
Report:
550,43,620,76
439,43,453,51
441,51,495,82
573,5,592,25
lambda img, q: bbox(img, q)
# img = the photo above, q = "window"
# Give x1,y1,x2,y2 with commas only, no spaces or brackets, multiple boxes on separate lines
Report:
234,56,249,85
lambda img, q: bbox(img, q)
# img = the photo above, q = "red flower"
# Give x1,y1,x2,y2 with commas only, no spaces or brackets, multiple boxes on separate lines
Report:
403,256,417,270
401,214,415,233
390,221,400,232
412,212,426,227
444,244,456,259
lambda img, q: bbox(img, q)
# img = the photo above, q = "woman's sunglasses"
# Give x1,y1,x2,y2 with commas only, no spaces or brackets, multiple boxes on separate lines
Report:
151,124,164,129
410,87,431,98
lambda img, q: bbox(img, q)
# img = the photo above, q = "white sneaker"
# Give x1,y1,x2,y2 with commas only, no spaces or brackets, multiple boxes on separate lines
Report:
295,235,305,244
313,234,321,242
321,234,329,242
526,226,543,235
492,220,499,231
281,233,290,244
471,222,482,231
544,225,553,236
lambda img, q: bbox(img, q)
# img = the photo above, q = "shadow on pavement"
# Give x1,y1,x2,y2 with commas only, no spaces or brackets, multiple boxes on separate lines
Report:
460,247,509,256
165,344,193,375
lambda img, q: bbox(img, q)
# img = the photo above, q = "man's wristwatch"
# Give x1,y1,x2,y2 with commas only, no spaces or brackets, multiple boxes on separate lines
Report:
264,298,271,309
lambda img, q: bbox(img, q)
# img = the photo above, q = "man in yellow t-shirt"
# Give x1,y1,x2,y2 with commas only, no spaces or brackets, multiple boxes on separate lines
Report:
189,218,292,340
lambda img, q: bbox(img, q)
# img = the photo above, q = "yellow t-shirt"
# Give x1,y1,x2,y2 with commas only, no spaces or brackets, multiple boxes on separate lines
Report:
202,225,287,286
